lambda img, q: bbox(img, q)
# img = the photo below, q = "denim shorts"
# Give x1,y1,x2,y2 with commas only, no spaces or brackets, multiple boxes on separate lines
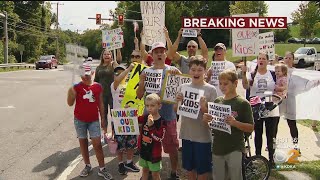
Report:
74,119,101,139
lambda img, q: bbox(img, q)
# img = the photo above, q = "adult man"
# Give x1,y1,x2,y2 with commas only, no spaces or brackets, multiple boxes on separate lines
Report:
206,43,236,97
136,42,181,179
169,28,209,74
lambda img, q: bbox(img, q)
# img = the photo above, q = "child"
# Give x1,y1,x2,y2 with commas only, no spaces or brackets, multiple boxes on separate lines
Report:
138,93,166,180
203,69,254,180
274,63,288,99
110,63,140,175
67,63,113,180
174,55,217,180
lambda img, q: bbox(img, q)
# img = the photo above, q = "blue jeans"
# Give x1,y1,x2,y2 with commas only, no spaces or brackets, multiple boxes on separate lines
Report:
74,118,101,139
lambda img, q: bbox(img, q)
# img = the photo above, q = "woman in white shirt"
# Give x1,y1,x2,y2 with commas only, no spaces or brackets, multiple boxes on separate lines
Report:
241,51,279,168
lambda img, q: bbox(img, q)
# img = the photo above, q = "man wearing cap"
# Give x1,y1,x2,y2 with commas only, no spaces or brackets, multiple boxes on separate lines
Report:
140,27,173,66
136,41,181,180
169,28,209,74
67,63,113,179
206,43,236,97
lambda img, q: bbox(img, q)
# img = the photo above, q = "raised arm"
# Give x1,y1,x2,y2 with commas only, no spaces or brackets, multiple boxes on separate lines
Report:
169,28,184,65
140,30,149,62
134,37,139,51
67,86,76,106
241,65,250,90
113,63,135,90
196,29,208,61
136,71,146,99
116,49,122,64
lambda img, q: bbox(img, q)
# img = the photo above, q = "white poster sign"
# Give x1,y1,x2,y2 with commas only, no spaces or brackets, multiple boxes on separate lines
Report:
208,102,232,134
259,31,275,60
182,29,197,37
232,13,259,57
102,27,124,51
144,68,163,94
111,108,140,135
177,86,204,119
210,61,226,87
140,1,166,46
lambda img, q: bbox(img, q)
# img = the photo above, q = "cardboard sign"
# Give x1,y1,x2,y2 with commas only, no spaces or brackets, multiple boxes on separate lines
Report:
144,68,163,94
111,108,140,135
182,29,197,37
259,31,275,60
210,61,226,87
161,72,192,103
102,28,124,51
232,13,259,57
177,86,204,119
140,1,166,46
208,102,232,134
121,63,149,116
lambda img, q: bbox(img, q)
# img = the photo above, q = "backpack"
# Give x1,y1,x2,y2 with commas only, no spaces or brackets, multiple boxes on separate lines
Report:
245,70,276,101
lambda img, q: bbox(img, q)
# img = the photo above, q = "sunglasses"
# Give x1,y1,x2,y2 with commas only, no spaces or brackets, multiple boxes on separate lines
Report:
131,55,141,58
188,45,196,49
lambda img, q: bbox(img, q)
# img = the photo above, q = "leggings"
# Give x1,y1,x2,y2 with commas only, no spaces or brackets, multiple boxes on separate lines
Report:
254,116,280,161
274,119,298,144
103,97,113,129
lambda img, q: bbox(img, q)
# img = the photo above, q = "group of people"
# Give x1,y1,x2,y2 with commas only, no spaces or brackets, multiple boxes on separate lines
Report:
66,26,301,180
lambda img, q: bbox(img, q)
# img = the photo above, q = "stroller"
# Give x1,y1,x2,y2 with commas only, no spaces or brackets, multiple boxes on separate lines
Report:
249,92,283,120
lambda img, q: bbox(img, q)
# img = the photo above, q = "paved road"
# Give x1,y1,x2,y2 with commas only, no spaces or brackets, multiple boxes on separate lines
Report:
0,67,81,180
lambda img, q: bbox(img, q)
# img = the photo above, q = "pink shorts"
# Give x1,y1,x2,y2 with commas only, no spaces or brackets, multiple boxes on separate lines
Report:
162,120,179,154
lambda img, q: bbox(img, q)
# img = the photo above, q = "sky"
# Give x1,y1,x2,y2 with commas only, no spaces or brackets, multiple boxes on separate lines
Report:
49,1,302,33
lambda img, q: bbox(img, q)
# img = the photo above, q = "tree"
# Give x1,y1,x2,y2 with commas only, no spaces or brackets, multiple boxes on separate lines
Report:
230,1,268,17
80,29,103,59
291,1,319,46
274,29,291,43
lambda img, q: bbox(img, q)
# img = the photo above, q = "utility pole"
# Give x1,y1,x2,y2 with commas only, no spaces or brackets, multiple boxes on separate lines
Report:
51,2,64,62
0,11,8,64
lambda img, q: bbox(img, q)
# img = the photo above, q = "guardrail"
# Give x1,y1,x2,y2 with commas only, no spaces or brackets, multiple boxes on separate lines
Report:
0,63,35,70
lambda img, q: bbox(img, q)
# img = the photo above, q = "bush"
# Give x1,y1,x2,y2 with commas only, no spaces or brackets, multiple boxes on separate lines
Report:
28,58,37,63
8,55,17,63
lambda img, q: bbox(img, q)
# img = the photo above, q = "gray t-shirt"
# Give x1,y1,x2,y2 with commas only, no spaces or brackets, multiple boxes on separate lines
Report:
180,55,191,74
178,82,217,143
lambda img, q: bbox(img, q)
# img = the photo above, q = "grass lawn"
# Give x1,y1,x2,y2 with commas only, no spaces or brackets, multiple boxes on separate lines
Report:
0,67,32,72
276,160,320,180
297,119,319,132
179,43,320,66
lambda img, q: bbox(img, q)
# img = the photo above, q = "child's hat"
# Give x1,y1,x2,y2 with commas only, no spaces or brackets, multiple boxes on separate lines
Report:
82,63,92,75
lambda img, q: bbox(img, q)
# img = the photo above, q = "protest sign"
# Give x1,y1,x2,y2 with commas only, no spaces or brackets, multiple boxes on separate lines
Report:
102,27,124,51
232,13,259,57
259,31,275,60
140,1,166,46
65,44,89,84
210,61,227,87
177,86,204,119
208,102,232,134
111,108,140,135
144,68,163,94
121,63,149,116
161,72,192,103
182,29,197,37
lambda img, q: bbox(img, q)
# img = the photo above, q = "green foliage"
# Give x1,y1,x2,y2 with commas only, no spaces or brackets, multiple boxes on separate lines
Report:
79,29,103,59
274,29,291,42
230,1,268,17
291,2,319,39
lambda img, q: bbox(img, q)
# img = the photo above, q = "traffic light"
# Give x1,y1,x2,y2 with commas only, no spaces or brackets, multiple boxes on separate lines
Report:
118,14,124,26
96,14,101,25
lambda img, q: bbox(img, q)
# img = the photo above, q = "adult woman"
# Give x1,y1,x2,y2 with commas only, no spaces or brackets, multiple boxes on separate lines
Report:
277,51,300,152
241,51,279,167
94,49,121,134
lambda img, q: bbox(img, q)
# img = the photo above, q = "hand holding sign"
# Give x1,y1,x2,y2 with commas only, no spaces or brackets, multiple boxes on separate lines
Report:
147,114,154,126
175,92,183,102
200,96,207,111
178,28,183,37
203,113,213,124
225,115,237,127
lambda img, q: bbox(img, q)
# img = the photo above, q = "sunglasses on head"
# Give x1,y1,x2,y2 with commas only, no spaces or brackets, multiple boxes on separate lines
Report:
131,55,141,58
188,45,196,48
214,47,224,51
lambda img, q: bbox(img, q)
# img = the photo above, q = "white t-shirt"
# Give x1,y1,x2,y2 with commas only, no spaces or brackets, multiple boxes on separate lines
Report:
111,82,126,109
247,71,279,117
208,60,236,97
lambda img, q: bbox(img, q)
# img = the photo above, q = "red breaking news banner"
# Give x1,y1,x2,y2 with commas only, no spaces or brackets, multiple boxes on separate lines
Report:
181,17,287,29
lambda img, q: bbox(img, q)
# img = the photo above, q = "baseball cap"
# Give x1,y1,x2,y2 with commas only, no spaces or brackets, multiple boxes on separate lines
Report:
82,63,92,75
214,43,226,51
150,42,166,52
